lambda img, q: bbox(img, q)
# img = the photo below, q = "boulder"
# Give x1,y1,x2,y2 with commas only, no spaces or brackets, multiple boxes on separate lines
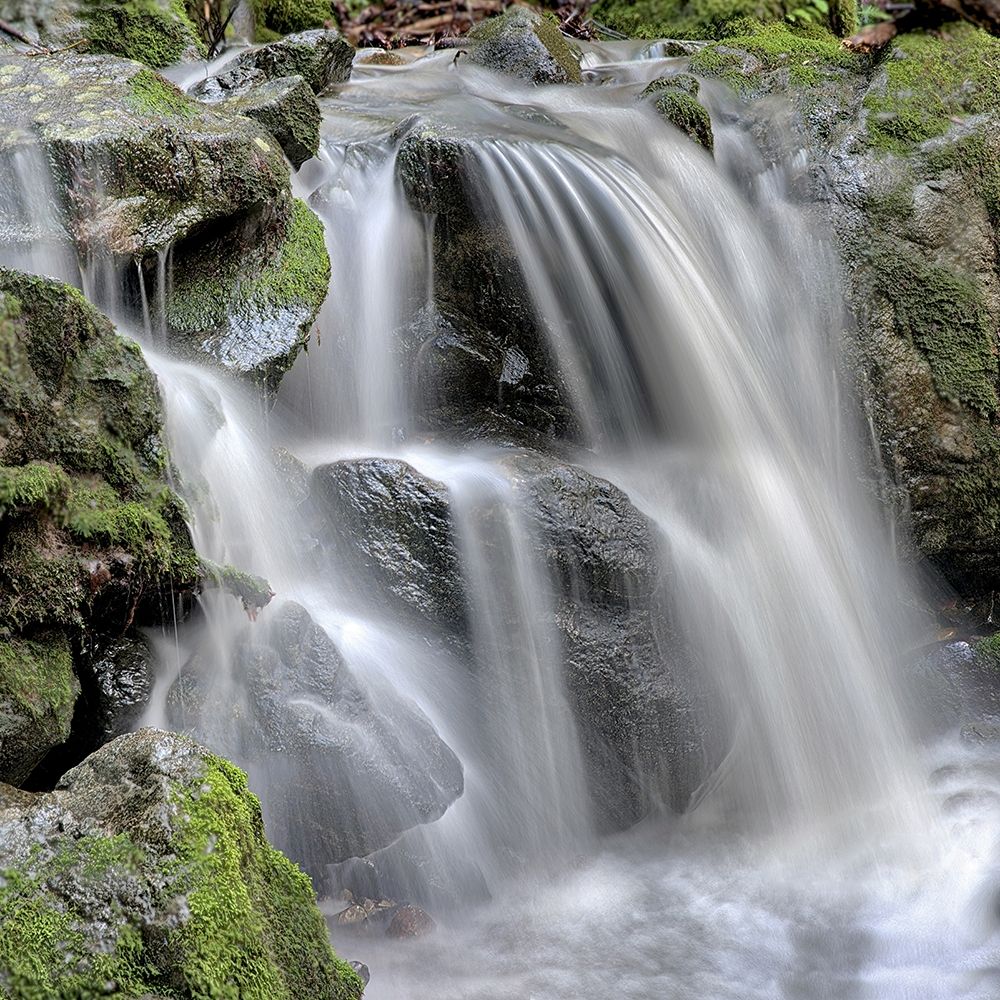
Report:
641,74,714,152
0,729,365,999
690,22,1000,595
311,458,467,631
467,7,582,85
254,0,336,38
0,53,330,388
168,602,465,874
195,28,353,96
0,633,78,785
312,449,708,826
394,121,579,444
83,631,156,742
0,0,205,68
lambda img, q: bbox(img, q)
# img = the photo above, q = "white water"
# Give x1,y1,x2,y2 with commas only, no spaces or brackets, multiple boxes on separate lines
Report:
3,38,998,999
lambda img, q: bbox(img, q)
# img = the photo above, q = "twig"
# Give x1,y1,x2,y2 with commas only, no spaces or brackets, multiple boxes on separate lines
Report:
0,16,47,50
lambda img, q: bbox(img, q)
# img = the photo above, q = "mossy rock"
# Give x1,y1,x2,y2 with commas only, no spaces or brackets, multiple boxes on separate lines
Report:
0,0,205,68
254,0,334,37
641,75,714,150
0,54,290,260
468,7,582,85
0,632,79,786
165,198,331,391
588,0,856,40
0,728,365,999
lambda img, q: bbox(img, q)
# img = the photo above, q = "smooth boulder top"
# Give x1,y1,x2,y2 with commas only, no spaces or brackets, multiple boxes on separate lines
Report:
467,7,583,85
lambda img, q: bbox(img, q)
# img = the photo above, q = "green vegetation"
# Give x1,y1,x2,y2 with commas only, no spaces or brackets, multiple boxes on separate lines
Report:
867,237,998,416
82,0,205,68
690,19,853,89
255,0,334,37
201,559,274,613
127,67,197,118
168,756,365,999
864,26,1000,152
642,76,714,150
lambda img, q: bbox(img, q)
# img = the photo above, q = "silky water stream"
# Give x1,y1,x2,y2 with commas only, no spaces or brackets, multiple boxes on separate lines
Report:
8,41,999,999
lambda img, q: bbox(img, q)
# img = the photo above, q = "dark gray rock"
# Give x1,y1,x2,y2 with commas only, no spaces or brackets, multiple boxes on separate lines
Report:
196,28,354,97
467,7,582,85
311,458,467,632
169,602,465,875
221,75,321,170
85,632,155,742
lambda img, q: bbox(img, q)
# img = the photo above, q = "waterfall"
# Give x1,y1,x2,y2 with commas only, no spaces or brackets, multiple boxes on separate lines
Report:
2,38,989,999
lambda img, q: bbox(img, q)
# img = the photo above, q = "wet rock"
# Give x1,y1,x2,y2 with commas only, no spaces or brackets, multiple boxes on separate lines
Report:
311,458,467,631
0,728,364,998
467,7,582,85
350,961,371,986
337,903,370,925
689,22,1000,595
507,453,708,823
395,121,578,444
386,903,436,939
171,601,465,874
0,54,329,389
199,29,354,95
85,631,156,742
220,75,322,170
641,74,714,152
0,0,204,68
0,632,78,785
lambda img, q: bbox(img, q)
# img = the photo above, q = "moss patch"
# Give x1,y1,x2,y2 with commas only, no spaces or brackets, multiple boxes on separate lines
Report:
864,26,1000,153
128,67,197,118
81,0,205,68
256,0,334,36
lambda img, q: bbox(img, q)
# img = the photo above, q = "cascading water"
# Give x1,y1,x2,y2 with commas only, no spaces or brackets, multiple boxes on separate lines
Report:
4,36,997,1000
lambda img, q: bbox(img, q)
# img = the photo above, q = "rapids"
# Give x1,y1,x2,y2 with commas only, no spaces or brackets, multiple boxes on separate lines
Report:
5,36,999,1000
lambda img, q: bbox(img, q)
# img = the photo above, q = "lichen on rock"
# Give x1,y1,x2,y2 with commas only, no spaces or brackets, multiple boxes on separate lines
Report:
0,729,365,999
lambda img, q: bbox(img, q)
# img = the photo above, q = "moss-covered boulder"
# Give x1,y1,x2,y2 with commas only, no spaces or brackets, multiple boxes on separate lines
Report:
467,7,582,85
0,728,365,1000
0,270,200,782
588,0,857,40
0,0,205,68
692,22,1000,594
254,0,334,39
0,53,332,387
641,73,714,151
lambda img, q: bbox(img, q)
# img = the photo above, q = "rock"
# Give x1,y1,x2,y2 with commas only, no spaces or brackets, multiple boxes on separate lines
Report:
168,602,465,874
690,22,1000,595
0,0,205,68
394,121,579,444
507,453,708,823
254,0,337,38
386,903,436,939
197,28,353,95
641,75,714,152
0,54,330,388
84,631,155,742
337,903,370,925
0,632,78,785
0,729,365,999
350,961,371,986
221,75,322,170
311,448,708,827
311,458,467,631
467,7,582,85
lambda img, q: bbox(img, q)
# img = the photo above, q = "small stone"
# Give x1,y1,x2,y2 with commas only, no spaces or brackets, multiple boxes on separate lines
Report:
349,961,371,986
386,904,436,939
336,904,369,926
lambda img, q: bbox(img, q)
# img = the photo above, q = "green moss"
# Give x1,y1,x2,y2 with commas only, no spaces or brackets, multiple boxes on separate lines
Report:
867,237,998,415
0,633,76,727
255,0,333,36
81,0,206,68
864,26,1000,153
169,756,364,1000
128,68,197,118
200,559,274,614
0,463,69,517
0,835,156,1000
644,82,714,150
974,631,1000,665
690,19,852,89
590,0,779,39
